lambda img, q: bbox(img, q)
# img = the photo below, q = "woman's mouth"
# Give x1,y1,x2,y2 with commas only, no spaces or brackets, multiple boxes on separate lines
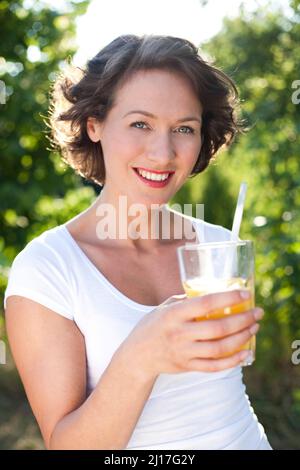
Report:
132,167,175,188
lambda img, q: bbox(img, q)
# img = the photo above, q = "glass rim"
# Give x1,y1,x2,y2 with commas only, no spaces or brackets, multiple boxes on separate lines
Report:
177,239,253,252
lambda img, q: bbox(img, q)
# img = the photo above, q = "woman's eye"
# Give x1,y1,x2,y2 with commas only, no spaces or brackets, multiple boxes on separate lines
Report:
177,126,195,134
130,121,148,129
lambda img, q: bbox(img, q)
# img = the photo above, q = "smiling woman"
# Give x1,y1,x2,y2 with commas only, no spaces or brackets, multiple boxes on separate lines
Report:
49,34,242,187
4,34,272,450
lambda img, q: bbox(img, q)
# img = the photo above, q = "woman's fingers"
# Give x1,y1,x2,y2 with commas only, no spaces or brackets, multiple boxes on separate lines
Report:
183,308,263,341
187,350,252,373
178,289,251,322
188,323,259,359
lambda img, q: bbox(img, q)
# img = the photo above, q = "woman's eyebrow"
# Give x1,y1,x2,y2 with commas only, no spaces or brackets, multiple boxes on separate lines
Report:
123,110,202,124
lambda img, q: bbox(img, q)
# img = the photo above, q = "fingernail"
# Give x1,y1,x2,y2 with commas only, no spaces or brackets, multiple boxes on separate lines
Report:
240,350,251,360
240,350,254,366
250,323,259,335
239,290,250,299
254,308,264,320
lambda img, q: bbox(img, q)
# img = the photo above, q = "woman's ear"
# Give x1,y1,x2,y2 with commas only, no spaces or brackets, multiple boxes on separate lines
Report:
86,117,102,142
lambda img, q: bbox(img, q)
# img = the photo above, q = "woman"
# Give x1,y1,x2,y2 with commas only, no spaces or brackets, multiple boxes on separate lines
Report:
4,34,272,450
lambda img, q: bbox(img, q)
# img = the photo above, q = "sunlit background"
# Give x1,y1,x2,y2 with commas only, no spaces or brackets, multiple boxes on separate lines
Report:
23,0,292,65
74,0,289,65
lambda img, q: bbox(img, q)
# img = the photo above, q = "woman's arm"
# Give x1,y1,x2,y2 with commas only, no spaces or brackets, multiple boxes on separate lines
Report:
5,295,157,450
5,289,261,449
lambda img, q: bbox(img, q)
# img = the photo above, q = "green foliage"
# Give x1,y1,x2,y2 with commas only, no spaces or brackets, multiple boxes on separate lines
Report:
0,0,91,259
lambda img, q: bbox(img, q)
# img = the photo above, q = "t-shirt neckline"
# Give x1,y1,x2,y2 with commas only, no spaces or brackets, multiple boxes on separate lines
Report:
59,215,202,312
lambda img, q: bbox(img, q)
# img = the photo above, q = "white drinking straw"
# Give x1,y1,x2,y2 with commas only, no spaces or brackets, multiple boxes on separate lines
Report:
223,182,248,278
231,182,247,241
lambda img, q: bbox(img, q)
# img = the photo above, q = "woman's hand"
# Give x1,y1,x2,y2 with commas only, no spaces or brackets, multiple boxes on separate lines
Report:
117,290,264,378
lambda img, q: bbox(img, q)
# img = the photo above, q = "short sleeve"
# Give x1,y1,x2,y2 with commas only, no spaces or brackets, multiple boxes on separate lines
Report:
4,239,74,320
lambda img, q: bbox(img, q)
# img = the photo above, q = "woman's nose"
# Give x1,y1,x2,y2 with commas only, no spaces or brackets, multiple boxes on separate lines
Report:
145,133,176,166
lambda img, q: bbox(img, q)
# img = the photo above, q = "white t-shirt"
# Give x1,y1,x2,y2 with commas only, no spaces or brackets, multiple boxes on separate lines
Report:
4,213,272,450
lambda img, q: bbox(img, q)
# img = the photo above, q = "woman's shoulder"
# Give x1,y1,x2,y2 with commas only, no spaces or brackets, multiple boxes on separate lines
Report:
10,224,70,271
174,210,232,243
196,218,232,243
4,224,75,319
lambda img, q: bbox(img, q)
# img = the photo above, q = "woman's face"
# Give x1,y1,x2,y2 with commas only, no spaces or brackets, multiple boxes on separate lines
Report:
87,68,203,207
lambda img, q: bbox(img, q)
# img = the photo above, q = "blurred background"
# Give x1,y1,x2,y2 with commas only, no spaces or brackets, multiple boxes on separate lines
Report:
0,0,299,450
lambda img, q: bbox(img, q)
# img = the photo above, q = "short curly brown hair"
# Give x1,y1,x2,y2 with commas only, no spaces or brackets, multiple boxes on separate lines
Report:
48,34,244,186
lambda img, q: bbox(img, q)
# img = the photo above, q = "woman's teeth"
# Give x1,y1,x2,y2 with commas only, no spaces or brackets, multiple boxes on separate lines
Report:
136,169,170,181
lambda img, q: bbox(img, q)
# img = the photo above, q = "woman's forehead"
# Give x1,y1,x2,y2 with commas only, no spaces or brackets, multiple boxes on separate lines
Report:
113,69,202,114
118,68,195,91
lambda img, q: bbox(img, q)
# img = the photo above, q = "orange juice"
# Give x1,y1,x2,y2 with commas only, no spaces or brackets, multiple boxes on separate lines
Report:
183,277,256,359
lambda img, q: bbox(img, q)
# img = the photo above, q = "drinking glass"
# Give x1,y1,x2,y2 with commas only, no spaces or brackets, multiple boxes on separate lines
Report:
177,240,256,366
